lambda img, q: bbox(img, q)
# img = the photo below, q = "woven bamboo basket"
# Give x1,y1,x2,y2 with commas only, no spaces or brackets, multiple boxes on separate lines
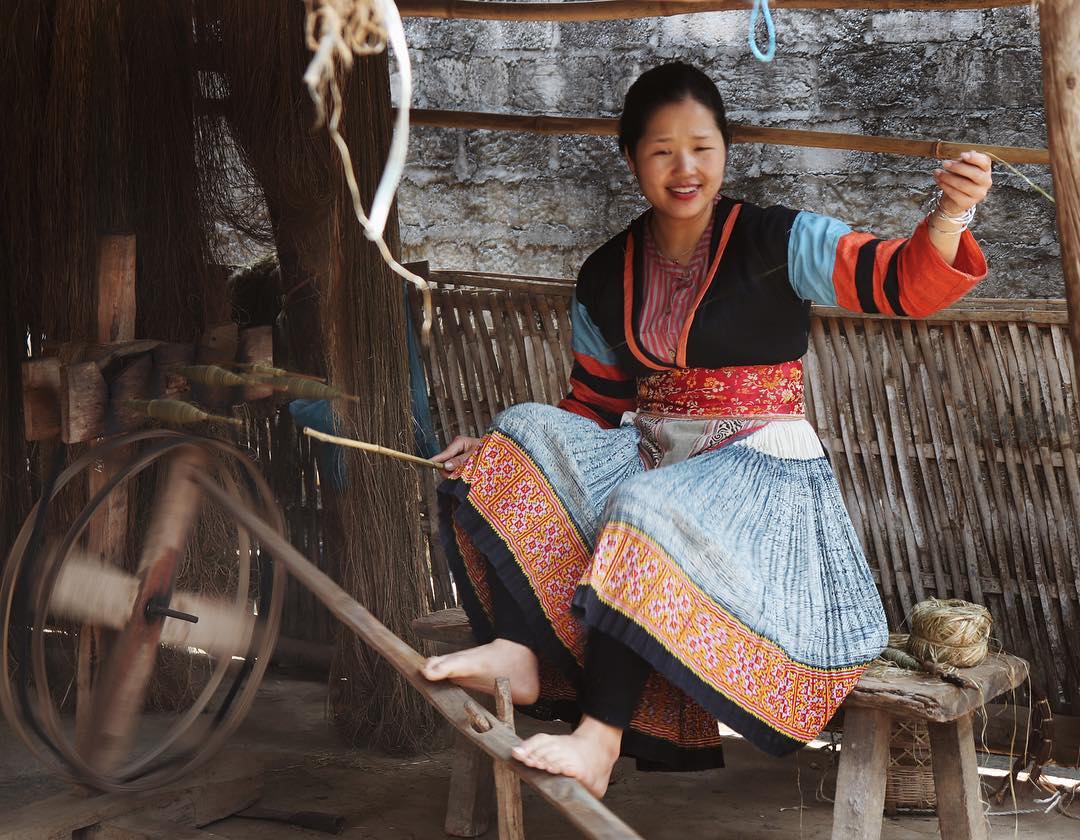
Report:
882,633,936,814
884,717,937,814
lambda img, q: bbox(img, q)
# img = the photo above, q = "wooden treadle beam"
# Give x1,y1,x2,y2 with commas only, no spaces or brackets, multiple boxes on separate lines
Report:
193,473,644,840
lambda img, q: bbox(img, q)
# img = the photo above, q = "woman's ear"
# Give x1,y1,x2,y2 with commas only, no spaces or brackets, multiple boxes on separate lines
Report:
624,149,637,178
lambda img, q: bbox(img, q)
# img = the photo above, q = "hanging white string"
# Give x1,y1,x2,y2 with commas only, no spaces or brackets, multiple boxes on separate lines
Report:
303,0,433,339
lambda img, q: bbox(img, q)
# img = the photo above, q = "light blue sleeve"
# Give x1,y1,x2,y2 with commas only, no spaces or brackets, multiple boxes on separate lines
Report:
570,295,620,365
787,211,852,306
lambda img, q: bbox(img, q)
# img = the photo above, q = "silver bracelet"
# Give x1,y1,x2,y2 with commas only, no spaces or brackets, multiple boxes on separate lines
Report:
926,189,976,231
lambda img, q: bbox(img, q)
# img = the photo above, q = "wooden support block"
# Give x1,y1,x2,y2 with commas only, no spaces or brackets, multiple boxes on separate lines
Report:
493,678,525,840
22,357,62,440
61,361,108,443
928,715,988,840
831,707,890,840
96,235,136,344
106,355,154,435
0,753,262,839
152,343,195,400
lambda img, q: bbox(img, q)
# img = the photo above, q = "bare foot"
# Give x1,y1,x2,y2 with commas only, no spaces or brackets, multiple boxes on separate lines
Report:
511,716,622,798
421,639,540,704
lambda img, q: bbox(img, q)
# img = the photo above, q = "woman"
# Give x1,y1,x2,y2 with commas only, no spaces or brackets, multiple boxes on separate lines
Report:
422,62,992,798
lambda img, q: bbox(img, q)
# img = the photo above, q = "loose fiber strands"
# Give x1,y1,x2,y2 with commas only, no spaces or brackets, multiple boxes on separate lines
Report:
909,599,992,668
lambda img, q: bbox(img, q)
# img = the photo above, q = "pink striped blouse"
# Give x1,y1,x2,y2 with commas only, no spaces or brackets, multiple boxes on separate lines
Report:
640,213,716,363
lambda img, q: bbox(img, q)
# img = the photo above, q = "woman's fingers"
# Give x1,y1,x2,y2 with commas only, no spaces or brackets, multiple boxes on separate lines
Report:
941,160,990,186
935,170,985,201
432,435,482,471
933,151,993,213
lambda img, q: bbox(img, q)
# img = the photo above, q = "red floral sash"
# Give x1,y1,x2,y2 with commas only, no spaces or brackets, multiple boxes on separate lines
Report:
636,361,805,418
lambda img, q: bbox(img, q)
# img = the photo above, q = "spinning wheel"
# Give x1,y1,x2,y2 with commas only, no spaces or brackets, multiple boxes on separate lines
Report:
0,430,285,793
1,432,641,839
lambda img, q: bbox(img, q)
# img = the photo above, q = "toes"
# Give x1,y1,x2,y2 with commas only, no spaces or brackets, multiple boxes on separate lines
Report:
513,734,556,770
421,657,446,679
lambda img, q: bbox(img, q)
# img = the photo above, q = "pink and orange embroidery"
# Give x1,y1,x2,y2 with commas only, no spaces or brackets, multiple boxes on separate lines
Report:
637,361,805,418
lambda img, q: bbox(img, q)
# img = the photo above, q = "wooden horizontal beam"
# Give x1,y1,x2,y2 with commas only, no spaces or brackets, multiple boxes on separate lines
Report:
399,0,1029,22
409,109,1051,165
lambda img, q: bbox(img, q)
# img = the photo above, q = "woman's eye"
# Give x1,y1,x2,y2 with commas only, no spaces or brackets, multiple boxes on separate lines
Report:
695,147,715,152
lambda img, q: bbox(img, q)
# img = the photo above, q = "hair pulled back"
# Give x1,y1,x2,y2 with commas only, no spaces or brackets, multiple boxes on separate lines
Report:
618,62,731,159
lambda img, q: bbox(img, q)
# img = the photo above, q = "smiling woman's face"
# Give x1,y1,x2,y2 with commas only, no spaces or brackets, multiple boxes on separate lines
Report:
626,97,727,224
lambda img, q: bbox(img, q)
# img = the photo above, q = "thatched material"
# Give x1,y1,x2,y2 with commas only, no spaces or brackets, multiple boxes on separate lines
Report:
318,51,440,753
209,3,438,751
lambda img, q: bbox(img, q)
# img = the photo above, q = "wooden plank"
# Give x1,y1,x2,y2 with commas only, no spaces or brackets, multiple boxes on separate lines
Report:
413,607,477,647
831,707,890,840
1040,0,1080,383
0,753,262,839
96,235,136,344
195,475,645,840
849,654,1027,722
493,678,525,840
409,109,1048,165
400,0,1030,20
22,358,62,440
928,716,987,840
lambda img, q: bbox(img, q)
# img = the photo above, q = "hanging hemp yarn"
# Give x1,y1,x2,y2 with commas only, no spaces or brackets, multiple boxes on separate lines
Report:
302,0,434,342
908,599,992,668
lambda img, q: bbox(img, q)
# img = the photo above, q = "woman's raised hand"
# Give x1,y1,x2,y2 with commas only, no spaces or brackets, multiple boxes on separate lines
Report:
934,151,993,214
432,435,482,472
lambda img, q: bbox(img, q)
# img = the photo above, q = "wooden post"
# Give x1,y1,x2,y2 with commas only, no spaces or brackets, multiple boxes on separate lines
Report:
493,678,525,840
928,716,988,840
1039,0,1080,379
76,234,137,748
831,708,890,840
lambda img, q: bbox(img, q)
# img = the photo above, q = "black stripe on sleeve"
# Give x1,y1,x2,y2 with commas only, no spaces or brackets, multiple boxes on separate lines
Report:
854,238,881,314
570,363,637,400
881,243,908,316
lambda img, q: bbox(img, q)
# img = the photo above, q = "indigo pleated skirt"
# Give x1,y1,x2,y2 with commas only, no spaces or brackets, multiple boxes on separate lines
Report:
438,402,888,769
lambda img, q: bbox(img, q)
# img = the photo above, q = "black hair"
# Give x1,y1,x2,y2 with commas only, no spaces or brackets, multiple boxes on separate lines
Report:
618,62,731,159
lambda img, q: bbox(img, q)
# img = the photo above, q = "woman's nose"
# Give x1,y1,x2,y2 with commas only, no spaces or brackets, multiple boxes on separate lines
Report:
672,151,695,175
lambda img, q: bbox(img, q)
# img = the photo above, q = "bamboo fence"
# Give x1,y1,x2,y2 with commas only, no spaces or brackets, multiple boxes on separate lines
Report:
406,272,1080,714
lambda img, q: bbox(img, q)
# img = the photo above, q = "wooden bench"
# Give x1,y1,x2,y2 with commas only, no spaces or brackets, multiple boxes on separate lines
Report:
405,272,1069,837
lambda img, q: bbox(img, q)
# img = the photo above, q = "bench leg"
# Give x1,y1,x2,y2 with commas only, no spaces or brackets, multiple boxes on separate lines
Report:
444,729,494,837
831,708,891,840
928,715,988,840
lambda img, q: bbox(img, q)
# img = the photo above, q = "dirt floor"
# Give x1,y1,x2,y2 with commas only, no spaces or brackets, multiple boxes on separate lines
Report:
2,672,1078,839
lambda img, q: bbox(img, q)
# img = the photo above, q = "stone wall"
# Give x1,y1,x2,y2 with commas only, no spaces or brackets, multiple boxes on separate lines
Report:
395,8,1059,298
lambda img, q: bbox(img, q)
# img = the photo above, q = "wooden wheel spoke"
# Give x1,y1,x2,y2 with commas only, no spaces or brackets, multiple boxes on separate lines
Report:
48,556,139,629
159,590,255,659
47,556,255,659
80,447,209,775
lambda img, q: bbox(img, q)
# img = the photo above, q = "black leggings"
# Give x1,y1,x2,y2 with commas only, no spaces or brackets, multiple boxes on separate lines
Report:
487,565,650,729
